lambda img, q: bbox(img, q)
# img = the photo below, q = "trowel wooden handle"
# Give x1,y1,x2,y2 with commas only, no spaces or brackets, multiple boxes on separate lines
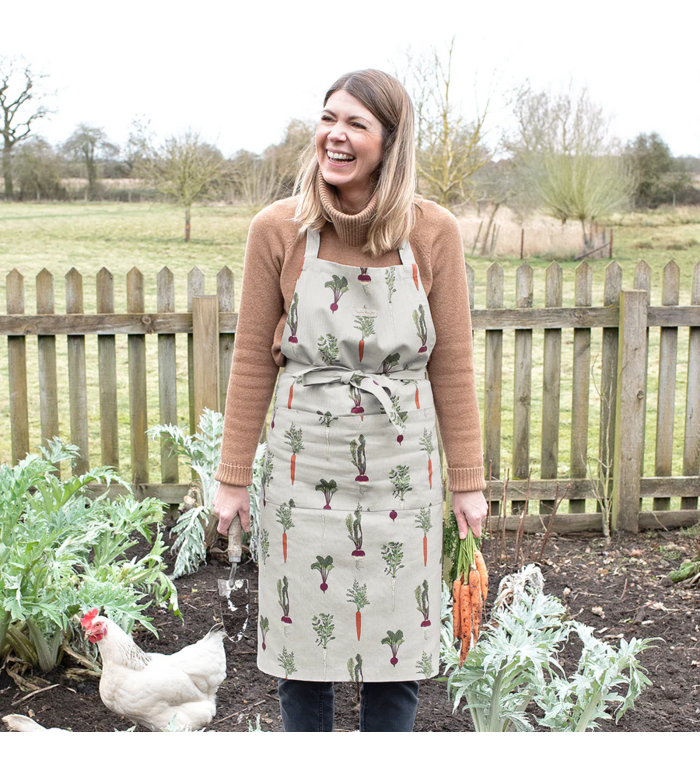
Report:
227,514,243,563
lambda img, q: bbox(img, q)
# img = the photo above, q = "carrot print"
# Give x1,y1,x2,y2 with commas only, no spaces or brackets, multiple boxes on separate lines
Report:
284,423,304,484
311,555,334,592
259,615,269,651
415,580,431,627
413,304,428,352
277,576,292,624
353,315,375,362
287,376,302,408
275,500,295,563
346,579,369,640
346,505,365,558
415,507,432,566
413,380,421,409
325,274,349,313
419,428,435,488
278,646,296,678
381,629,404,667
350,434,368,482
286,292,299,344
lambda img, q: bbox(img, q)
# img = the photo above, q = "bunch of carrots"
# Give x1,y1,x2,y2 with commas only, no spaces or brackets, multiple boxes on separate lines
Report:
452,528,488,668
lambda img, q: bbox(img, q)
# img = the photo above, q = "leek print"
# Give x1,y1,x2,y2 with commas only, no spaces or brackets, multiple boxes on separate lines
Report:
389,465,412,520
277,576,292,624
416,651,433,679
318,333,339,365
259,528,270,566
346,504,365,558
353,315,375,362
419,428,435,488
261,451,274,507
415,507,432,566
276,499,295,563
378,353,400,374
325,274,349,313
259,615,269,651
385,267,396,303
413,304,428,352
350,434,368,482
317,410,338,458
312,613,336,679
284,423,304,484
381,629,404,667
346,579,370,640
347,654,364,684
415,580,431,627
278,646,296,678
358,267,371,283
311,555,334,593
286,292,299,343
381,541,404,611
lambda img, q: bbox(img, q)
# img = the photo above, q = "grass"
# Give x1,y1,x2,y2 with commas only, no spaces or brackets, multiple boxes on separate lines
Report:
1,200,699,514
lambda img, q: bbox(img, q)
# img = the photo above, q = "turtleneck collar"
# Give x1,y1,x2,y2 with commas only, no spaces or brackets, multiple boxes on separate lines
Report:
317,174,378,248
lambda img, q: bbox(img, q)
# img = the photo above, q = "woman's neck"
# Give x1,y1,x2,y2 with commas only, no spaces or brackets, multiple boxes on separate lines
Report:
335,184,373,215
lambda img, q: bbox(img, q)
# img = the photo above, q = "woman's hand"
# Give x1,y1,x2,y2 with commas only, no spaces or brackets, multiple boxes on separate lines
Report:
452,489,488,539
212,483,251,534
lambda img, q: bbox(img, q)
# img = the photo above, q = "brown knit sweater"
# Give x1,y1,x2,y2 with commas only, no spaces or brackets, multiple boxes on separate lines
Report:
213,182,487,493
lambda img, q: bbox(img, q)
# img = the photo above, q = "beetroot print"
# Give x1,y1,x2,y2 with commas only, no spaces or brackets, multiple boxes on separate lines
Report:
389,465,412,520
386,395,408,443
312,613,336,679
346,505,365,559
413,304,428,352
318,334,339,365
315,478,338,510
278,576,292,624
259,616,269,651
347,654,364,684
286,292,299,344
381,629,404,667
419,429,434,488
381,541,404,610
358,267,371,283
353,315,376,362
378,353,400,374
415,507,432,566
275,500,295,563
284,424,304,484
348,376,365,415
346,579,370,640
325,275,349,313
278,646,296,679
415,580,431,627
311,555,334,593
416,651,433,679
350,434,368,483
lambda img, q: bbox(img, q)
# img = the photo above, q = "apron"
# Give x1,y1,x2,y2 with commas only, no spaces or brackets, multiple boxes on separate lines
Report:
257,227,445,682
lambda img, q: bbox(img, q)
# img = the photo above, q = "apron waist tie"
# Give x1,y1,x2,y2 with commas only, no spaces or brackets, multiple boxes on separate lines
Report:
283,360,427,435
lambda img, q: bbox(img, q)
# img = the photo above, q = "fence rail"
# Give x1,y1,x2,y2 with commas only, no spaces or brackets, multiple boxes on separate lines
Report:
3,260,700,534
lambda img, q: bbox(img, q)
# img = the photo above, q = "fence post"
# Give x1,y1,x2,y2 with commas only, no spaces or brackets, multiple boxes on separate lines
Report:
611,290,648,533
193,295,220,430
7,269,29,465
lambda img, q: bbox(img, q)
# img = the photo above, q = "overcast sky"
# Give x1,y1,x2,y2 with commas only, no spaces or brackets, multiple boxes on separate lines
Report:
5,0,699,159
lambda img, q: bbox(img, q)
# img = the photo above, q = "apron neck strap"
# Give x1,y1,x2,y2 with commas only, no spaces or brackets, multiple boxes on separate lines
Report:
305,229,415,266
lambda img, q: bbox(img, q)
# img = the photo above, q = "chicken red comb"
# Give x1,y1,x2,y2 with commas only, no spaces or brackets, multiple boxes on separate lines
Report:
80,608,99,628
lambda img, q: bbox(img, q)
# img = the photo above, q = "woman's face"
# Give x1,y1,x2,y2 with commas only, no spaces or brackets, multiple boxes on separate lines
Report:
315,89,384,199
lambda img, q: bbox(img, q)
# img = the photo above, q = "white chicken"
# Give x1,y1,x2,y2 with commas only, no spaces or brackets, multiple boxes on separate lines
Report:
80,608,226,731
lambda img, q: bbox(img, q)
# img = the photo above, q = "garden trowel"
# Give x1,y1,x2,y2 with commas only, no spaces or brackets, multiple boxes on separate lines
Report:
217,515,253,645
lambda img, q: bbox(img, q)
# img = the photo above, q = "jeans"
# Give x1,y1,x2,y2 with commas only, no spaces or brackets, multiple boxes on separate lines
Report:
277,678,419,732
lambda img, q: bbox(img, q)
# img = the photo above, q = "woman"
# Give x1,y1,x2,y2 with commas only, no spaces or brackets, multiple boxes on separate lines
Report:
213,69,488,732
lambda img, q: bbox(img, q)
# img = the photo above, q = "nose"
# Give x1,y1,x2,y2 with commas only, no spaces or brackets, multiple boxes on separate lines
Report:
328,123,347,142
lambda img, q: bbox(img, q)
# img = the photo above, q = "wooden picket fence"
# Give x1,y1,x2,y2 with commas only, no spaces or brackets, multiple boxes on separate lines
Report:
2,259,700,535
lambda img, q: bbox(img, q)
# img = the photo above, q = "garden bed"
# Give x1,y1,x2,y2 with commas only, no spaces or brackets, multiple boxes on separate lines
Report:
1,527,698,732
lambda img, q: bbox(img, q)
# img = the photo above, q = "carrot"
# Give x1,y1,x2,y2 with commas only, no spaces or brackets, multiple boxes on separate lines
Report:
452,578,462,641
356,611,361,641
474,549,488,601
459,580,472,668
282,532,288,563
469,567,483,644
290,454,296,484
412,263,419,290
427,458,432,489
287,382,294,408
415,386,420,409
423,534,428,566
359,339,364,362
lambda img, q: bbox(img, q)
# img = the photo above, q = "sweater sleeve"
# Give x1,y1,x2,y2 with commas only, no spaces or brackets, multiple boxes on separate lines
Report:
425,210,487,493
213,208,285,486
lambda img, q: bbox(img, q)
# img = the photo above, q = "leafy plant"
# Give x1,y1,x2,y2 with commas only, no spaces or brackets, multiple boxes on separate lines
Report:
440,564,657,732
0,438,179,672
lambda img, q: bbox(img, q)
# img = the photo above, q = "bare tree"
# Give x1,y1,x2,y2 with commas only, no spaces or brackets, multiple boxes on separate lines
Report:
140,130,223,241
0,56,51,198
400,39,494,209
62,124,119,200
14,137,63,201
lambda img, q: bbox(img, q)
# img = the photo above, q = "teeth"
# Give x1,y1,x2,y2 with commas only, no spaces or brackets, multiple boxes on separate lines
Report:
327,151,355,161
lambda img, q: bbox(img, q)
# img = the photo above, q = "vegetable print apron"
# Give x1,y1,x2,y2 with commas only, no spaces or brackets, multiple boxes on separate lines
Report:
257,228,445,682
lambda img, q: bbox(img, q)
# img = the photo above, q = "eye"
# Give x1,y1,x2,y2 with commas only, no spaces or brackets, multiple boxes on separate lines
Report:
321,115,333,122
352,122,366,129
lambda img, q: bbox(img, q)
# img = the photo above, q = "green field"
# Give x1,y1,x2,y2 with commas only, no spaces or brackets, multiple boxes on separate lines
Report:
2,201,700,512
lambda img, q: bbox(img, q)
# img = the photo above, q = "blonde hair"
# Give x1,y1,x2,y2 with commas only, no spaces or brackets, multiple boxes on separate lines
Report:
294,69,417,258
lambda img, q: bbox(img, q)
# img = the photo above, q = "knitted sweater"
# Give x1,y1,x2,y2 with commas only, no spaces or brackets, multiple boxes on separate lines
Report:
213,180,487,493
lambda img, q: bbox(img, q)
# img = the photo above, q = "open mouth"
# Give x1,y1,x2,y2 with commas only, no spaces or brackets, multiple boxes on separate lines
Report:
326,150,355,164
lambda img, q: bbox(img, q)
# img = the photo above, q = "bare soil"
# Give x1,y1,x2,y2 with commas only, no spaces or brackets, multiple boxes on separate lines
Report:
2,526,699,732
